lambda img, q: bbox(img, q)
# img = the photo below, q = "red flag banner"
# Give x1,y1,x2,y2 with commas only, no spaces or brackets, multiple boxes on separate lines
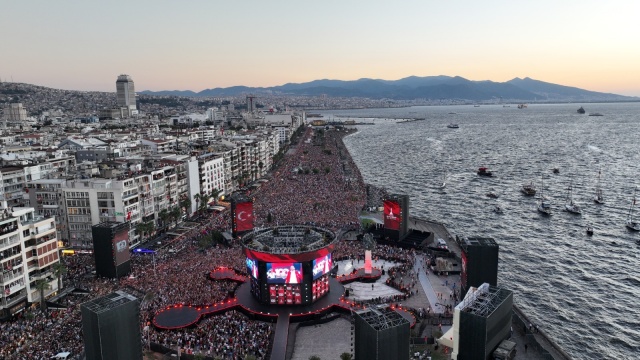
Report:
235,202,254,232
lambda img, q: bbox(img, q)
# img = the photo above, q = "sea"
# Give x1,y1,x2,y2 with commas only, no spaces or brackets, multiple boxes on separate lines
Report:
321,102,640,359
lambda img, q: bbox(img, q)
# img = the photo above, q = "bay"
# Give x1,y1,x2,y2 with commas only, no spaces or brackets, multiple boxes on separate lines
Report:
323,103,640,359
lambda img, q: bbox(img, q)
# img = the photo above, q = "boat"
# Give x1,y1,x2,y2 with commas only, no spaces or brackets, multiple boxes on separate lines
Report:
477,167,493,177
586,224,594,236
486,192,499,199
447,124,459,129
517,104,528,109
625,187,640,231
564,179,581,214
537,176,552,215
493,205,504,214
577,106,586,114
474,105,480,107
594,169,604,204
552,168,560,174
521,182,537,196
589,113,604,117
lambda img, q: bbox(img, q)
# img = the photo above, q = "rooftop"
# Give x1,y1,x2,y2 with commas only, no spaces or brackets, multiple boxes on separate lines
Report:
242,225,335,254
82,291,138,314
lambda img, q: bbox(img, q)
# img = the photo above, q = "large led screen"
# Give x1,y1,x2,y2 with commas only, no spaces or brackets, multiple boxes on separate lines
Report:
312,253,332,280
266,262,303,284
235,202,254,232
383,199,401,230
246,257,259,279
112,228,130,266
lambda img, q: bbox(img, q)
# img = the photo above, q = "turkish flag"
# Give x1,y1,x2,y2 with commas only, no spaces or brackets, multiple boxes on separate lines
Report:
235,202,254,232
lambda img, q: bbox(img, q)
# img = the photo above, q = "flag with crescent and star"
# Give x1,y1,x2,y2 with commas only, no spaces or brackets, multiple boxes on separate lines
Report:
235,201,254,232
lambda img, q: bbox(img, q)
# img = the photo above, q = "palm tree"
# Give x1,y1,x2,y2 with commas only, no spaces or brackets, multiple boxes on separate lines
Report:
52,262,67,292
136,221,155,241
194,193,208,215
170,207,182,226
179,197,192,217
210,188,221,205
34,279,51,312
158,209,170,229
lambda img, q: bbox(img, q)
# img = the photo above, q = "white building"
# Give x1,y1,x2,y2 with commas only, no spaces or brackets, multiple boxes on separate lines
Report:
116,74,137,117
3,103,28,122
0,207,59,319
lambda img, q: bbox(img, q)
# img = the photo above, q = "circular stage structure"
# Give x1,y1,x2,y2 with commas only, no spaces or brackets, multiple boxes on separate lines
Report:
242,225,337,306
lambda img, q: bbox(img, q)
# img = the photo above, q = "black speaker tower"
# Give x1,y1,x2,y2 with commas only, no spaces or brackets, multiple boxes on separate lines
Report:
354,305,410,360
81,291,142,360
92,222,131,278
460,237,499,299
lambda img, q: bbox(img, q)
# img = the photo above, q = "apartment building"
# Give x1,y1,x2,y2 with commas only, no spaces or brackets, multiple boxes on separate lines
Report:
1,207,59,319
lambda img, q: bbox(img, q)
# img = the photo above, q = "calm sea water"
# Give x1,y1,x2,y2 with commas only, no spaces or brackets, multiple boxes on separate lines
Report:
323,103,640,359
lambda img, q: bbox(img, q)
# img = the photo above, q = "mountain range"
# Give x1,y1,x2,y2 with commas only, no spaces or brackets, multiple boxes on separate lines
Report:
141,76,636,102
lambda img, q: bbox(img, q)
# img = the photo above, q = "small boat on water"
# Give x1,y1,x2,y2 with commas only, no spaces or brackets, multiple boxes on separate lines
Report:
586,224,594,236
552,168,560,174
537,176,552,216
486,192,499,199
521,182,537,196
594,168,604,204
626,187,640,231
517,104,528,109
577,106,586,114
447,124,459,129
589,113,604,117
493,205,504,214
564,179,582,215
477,167,493,177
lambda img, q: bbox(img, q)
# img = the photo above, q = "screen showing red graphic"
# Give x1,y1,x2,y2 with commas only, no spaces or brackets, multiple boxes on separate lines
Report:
266,262,303,284
461,251,468,289
112,228,130,266
383,199,401,230
235,202,254,232
246,257,259,279
312,253,332,280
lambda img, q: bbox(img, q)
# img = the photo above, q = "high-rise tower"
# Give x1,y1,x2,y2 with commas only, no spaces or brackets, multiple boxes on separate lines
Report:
116,74,137,116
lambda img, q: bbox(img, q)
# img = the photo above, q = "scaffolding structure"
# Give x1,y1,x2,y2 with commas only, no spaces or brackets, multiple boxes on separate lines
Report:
354,304,409,331
458,283,511,317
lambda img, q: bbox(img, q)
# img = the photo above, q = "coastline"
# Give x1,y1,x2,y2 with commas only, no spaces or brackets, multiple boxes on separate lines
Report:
338,126,572,359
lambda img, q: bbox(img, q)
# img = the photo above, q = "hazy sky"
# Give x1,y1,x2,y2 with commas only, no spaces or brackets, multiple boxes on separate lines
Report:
3,0,639,95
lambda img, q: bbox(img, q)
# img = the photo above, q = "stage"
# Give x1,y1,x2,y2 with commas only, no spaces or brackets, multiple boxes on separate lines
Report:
152,267,415,360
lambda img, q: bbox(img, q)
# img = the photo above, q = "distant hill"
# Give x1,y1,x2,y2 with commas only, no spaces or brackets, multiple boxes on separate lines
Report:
140,75,636,102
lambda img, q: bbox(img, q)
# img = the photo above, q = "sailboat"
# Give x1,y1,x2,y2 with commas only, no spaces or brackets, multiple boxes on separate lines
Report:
564,178,581,214
626,187,640,231
440,169,447,188
537,176,552,215
594,169,604,204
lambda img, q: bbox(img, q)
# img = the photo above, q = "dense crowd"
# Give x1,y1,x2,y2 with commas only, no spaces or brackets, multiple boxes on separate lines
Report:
1,127,425,359
253,128,366,230
148,310,272,359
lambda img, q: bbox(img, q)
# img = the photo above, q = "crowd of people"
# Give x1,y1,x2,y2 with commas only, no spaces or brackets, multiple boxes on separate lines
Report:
253,127,366,230
0,126,431,359
148,310,272,359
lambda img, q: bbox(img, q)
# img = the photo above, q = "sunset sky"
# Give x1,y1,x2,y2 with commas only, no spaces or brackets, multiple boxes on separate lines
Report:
3,0,639,96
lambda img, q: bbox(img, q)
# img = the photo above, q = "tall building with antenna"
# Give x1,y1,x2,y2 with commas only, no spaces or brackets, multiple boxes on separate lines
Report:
116,74,137,117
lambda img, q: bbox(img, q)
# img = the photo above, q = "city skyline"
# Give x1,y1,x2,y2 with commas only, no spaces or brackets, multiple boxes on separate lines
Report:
3,0,640,96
